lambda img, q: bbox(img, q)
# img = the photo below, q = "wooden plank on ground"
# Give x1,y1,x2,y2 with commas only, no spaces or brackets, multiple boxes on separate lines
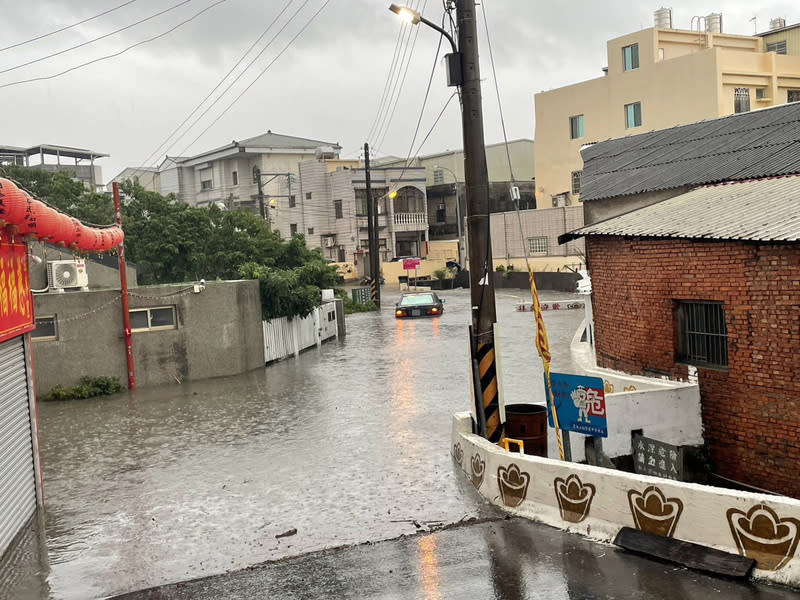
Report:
614,527,754,578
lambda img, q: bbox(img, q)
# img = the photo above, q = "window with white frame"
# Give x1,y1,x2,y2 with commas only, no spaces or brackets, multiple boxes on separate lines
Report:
32,316,57,340
200,168,213,191
569,114,585,139
527,237,548,255
625,102,642,128
433,169,444,185
130,307,176,332
622,43,639,71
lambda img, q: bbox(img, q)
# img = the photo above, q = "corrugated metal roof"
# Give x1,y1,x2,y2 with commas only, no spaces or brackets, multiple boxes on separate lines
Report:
581,103,800,202
565,175,800,242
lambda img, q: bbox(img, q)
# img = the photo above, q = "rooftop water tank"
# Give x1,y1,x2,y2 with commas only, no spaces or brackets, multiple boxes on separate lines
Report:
705,12,722,33
770,18,786,31
654,7,673,29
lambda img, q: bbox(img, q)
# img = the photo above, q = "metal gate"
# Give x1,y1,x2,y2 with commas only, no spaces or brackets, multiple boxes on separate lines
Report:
0,337,36,558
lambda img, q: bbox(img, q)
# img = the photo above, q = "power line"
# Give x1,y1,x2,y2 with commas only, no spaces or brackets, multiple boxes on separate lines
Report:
0,0,142,53
480,0,516,183
130,0,301,178
365,22,407,143
0,0,227,90
175,0,333,157
152,0,317,168
0,0,194,76
365,0,422,144
373,0,428,150
399,11,445,167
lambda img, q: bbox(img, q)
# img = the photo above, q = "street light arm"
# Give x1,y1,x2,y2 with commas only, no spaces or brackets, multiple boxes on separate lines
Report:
389,4,458,54
418,15,458,54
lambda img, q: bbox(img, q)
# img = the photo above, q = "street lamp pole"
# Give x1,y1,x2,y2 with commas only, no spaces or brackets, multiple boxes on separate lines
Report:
389,0,501,442
435,165,463,266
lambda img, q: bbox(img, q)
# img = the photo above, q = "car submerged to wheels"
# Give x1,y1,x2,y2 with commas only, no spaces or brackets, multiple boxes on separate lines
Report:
394,292,445,318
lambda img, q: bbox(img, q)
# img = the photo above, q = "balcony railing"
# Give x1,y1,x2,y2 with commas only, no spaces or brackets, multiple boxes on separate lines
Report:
393,212,427,226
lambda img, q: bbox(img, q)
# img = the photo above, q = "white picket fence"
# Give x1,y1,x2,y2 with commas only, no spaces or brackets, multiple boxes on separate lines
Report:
262,301,339,364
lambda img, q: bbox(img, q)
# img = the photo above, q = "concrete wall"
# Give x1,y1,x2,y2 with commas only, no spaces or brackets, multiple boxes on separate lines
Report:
28,245,138,291
587,236,800,498
452,412,800,588
490,206,585,268
32,280,264,394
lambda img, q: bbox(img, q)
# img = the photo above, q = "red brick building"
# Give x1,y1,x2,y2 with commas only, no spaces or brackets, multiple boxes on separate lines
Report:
564,105,800,498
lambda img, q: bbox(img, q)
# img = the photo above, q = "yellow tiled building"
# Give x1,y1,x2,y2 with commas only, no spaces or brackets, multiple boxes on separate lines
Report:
534,14,800,208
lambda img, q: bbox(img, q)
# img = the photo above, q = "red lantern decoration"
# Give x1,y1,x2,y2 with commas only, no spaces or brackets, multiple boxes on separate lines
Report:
0,179,28,229
34,203,61,242
106,226,124,248
52,214,77,247
68,218,83,249
18,196,46,239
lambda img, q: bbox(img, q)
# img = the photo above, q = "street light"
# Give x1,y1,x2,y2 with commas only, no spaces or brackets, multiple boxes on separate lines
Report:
388,4,462,85
434,164,463,265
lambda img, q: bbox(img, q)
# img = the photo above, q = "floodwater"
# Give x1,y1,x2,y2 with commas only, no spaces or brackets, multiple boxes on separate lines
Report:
2,288,583,600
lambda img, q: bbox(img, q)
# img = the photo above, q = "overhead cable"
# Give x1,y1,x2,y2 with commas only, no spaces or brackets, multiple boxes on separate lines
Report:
131,0,301,178
0,0,227,90
0,0,142,53
175,0,333,157
0,0,194,75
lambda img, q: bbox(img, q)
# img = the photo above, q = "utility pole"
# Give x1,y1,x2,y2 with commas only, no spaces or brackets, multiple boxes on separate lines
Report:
364,142,381,307
255,167,265,223
456,0,501,442
112,182,135,391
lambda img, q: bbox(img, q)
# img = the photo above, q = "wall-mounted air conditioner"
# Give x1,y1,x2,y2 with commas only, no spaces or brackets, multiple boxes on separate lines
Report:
47,260,89,291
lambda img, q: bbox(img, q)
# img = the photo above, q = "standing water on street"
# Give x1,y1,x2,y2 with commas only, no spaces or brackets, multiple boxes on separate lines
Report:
0,288,581,599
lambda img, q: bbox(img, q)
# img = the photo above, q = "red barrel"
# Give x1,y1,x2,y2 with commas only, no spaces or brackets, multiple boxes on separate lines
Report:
504,404,548,457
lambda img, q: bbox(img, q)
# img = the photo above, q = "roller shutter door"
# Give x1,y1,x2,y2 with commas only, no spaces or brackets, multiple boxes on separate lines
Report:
0,337,36,557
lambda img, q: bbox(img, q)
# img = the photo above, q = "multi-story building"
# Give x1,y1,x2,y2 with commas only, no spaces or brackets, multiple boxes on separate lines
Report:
294,159,428,266
112,131,341,225
377,139,535,264
1,143,107,191
534,9,800,208
758,18,800,55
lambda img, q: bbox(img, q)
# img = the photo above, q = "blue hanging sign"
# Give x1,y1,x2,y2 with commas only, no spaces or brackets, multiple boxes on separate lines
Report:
545,372,608,438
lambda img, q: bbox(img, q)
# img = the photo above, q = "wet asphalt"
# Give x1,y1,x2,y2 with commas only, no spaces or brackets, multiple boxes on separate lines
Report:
0,287,796,599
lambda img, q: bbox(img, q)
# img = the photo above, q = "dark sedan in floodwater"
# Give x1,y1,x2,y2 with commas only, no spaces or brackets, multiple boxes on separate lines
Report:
394,292,445,318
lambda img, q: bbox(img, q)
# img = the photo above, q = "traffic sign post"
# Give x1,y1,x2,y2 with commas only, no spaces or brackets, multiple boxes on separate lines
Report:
545,372,608,438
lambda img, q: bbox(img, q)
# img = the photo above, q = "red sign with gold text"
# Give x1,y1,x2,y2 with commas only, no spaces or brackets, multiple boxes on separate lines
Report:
0,240,34,343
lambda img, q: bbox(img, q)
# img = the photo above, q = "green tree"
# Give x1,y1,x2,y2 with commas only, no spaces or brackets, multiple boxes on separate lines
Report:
121,184,212,284
0,165,115,225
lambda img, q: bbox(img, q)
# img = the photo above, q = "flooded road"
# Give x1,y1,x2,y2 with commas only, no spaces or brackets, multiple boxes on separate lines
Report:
3,287,794,599
2,288,581,599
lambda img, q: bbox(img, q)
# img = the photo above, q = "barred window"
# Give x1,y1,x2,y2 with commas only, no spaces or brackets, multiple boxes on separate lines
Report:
734,88,750,114
571,170,582,195
527,237,548,255
676,301,728,368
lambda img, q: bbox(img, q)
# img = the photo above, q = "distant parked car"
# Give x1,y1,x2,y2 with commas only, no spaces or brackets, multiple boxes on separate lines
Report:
394,292,445,318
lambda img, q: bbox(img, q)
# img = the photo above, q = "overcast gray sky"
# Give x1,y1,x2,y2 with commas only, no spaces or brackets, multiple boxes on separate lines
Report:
0,0,795,184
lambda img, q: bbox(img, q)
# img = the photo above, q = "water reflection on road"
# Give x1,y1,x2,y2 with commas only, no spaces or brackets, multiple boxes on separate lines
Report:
1,288,583,599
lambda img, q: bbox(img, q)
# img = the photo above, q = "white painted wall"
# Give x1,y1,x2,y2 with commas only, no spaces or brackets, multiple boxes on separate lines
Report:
452,413,800,588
